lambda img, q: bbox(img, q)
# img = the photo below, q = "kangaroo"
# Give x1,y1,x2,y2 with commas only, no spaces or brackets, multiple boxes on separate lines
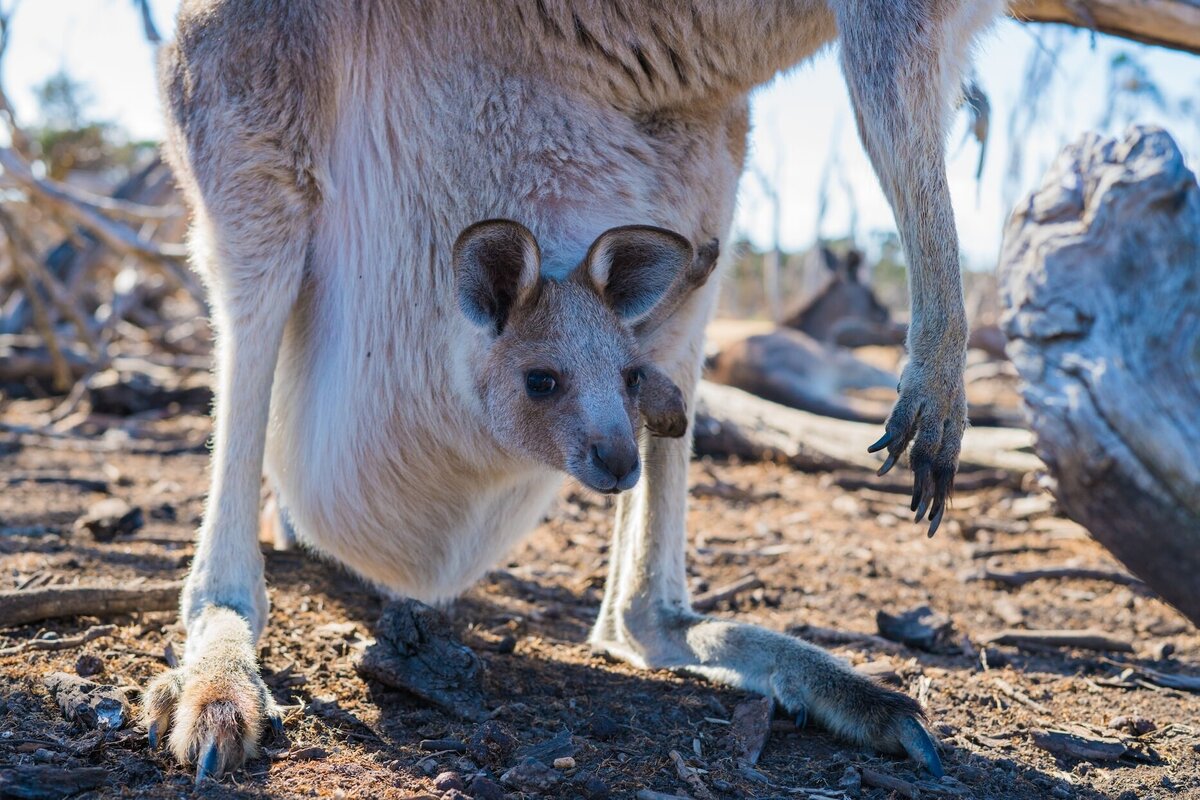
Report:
145,0,1002,782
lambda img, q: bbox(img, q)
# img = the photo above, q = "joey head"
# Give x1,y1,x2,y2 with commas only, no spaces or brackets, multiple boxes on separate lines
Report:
453,220,696,493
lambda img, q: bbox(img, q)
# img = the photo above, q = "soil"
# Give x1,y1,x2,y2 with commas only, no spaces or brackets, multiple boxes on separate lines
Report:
1,387,1198,800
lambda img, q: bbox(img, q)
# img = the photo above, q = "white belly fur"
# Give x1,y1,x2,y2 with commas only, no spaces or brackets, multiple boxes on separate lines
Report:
259,59,743,603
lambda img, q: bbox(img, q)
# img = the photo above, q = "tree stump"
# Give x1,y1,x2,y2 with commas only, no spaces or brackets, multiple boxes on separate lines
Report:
1001,126,1200,627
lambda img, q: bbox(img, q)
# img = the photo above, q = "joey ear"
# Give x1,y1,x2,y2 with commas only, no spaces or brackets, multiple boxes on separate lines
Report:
583,225,693,322
453,219,541,333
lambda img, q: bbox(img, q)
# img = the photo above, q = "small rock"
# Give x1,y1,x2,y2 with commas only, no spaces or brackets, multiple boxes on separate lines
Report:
838,765,862,796
553,756,575,770
1108,715,1156,736
587,713,621,740
955,764,986,783
74,498,143,542
440,790,470,800
501,757,561,792
433,771,463,792
579,775,610,800
32,748,56,762
467,775,504,800
876,605,955,652
467,720,518,768
74,654,103,678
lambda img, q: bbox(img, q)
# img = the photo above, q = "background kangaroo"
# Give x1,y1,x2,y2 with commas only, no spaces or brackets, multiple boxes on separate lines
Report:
145,0,1001,781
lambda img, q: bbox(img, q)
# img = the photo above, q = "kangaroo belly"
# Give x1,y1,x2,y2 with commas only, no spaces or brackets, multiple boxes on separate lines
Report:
265,314,563,602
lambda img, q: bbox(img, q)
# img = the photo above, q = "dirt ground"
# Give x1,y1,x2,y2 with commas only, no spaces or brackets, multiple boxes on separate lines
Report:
1,390,1199,800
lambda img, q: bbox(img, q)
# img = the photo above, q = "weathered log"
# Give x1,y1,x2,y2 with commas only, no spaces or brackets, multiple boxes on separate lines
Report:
693,381,1041,476
1011,0,1200,55
0,582,182,627
1000,126,1200,627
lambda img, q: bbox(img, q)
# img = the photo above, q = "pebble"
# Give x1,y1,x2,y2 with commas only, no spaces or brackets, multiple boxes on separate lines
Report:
579,775,610,799
433,771,463,792
74,654,103,678
553,756,575,770
467,720,517,767
467,775,504,800
500,757,560,792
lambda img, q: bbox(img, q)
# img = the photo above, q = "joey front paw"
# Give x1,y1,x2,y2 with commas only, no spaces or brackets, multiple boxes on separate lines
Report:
868,361,967,537
142,612,282,781
639,366,688,438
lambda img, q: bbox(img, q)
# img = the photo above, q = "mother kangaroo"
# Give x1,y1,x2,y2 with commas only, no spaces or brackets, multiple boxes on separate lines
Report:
145,0,1000,780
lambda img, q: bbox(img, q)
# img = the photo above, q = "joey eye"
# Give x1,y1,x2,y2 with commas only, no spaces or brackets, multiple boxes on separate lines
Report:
525,370,558,398
625,368,645,391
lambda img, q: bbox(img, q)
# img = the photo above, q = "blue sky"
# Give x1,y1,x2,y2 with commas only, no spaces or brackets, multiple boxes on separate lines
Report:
9,0,1199,268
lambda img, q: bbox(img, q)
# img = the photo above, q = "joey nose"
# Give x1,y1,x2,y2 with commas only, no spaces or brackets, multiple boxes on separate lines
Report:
590,439,639,487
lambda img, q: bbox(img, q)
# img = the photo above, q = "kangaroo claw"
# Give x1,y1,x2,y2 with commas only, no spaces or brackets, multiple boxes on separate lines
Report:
897,716,943,778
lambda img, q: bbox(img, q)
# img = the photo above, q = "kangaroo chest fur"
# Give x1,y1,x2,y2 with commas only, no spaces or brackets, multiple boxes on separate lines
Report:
259,11,787,602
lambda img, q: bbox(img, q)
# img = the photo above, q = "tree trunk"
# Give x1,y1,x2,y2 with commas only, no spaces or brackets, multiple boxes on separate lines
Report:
1001,125,1200,627
1010,0,1200,55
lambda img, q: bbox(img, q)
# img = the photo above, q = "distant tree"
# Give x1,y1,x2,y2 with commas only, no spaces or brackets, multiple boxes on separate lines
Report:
31,69,146,180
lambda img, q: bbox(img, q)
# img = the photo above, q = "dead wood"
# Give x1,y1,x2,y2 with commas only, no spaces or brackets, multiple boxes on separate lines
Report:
669,750,715,800
1030,727,1127,761
0,624,115,656
831,468,1016,494
692,574,763,611
967,566,1147,590
693,381,1041,476
0,581,182,627
355,599,487,721
0,766,108,800
1010,0,1200,54
728,696,772,765
43,672,129,730
984,629,1134,653
1001,127,1200,627
789,624,905,654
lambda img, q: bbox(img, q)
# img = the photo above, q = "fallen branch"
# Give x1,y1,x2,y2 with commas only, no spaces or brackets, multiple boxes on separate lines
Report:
1010,0,1200,55
860,768,919,799
967,566,1147,590
984,629,1133,653
993,677,1050,714
694,381,1041,476
0,624,116,656
0,582,182,628
0,766,108,799
831,468,1016,494
790,624,905,654
692,574,763,612
669,750,714,800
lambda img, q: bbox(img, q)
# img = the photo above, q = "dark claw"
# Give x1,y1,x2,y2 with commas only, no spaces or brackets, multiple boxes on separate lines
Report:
794,705,807,729
269,712,285,738
897,716,944,778
148,721,160,749
914,495,930,524
196,740,220,784
868,432,894,454
927,504,945,538
877,452,898,477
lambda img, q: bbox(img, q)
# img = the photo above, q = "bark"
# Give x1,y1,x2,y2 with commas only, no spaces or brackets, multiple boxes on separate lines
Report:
1001,125,1200,627
1011,0,1200,55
